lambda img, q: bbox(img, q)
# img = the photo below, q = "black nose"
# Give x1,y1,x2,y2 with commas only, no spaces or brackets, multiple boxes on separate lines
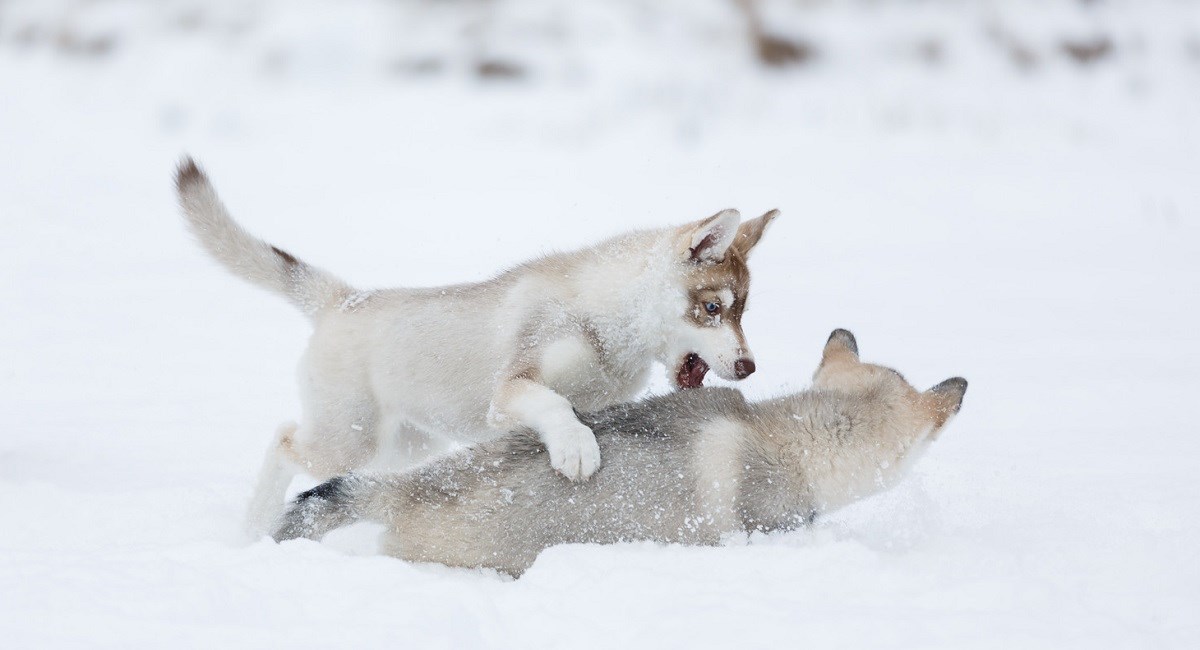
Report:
734,358,756,379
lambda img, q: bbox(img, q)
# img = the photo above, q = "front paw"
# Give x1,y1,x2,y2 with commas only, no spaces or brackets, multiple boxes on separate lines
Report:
545,423,601,482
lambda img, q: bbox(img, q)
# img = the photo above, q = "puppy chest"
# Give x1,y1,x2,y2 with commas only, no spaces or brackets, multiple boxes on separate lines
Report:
540,337,649,409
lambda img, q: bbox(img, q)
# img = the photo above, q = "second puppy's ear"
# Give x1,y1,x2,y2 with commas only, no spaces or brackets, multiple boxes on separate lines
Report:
925,377,968,428
822,328,859,363
683,209,741,264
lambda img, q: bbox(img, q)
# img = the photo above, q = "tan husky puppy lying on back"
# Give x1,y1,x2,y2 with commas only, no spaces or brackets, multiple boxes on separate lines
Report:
274,329,967,576
174,158,777,533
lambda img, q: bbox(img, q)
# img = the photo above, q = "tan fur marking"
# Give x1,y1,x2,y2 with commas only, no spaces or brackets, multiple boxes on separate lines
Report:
685,248,751,344
277,425,304,465
511,366,541,383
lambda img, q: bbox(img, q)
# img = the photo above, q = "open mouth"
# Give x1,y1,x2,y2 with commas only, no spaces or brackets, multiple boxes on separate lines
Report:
675,353,709,389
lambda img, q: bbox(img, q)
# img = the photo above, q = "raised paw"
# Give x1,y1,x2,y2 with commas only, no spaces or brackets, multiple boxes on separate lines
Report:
545,423,602,482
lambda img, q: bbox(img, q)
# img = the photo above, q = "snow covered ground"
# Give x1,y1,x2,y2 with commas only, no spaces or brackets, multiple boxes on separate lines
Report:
2,0,1198,647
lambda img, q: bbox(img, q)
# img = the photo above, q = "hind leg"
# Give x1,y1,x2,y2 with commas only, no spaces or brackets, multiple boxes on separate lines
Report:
244,322,387,535
244,403,378,537
244,422,303,539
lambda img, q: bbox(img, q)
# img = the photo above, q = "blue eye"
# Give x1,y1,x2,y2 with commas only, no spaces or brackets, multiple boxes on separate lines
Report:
704,301,720,315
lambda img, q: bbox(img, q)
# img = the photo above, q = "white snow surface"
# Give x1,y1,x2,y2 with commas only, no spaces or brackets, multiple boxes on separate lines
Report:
2,1,1199,647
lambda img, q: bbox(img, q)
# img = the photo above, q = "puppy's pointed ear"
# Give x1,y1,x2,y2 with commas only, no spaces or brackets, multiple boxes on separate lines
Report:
821,328,859,365
731,209,778,260
924,377,968,428
682,209,741,264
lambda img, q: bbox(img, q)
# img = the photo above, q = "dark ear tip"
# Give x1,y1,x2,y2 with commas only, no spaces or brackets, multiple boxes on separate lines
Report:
826,328,858,355
932,377,968,399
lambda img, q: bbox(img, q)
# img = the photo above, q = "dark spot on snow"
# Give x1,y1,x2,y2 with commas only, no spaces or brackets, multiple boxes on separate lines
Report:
755,34,817,67
476,59,525,80
1061,36,1114,65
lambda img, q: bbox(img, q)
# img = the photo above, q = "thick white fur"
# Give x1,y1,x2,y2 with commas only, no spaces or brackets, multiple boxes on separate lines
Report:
175,160,769,534
692,418,746,534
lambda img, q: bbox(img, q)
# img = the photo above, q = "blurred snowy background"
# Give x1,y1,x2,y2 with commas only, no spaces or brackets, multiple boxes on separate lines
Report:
2,0,1198,647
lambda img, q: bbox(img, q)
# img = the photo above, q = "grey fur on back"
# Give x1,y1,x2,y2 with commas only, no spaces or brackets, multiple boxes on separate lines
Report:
275,388,790,574
273,359,965,576
273,389,751,570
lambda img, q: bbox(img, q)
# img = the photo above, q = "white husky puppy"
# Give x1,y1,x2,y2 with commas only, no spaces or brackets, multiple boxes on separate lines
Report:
174,158,777,532
273,329,967,576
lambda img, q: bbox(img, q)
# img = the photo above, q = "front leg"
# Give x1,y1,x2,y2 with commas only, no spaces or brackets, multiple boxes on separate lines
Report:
489,370,601,481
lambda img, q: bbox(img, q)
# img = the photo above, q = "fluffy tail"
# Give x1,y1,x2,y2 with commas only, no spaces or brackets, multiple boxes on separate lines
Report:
272,474,391,541
175,157,355,317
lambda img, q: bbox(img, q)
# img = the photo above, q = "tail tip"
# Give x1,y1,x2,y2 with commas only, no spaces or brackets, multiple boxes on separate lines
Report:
174,156,205,194
271,476,353,543
295,476,348,502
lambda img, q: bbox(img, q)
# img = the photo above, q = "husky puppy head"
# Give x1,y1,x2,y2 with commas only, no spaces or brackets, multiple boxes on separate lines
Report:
812,328,968,434
662,209,777,389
